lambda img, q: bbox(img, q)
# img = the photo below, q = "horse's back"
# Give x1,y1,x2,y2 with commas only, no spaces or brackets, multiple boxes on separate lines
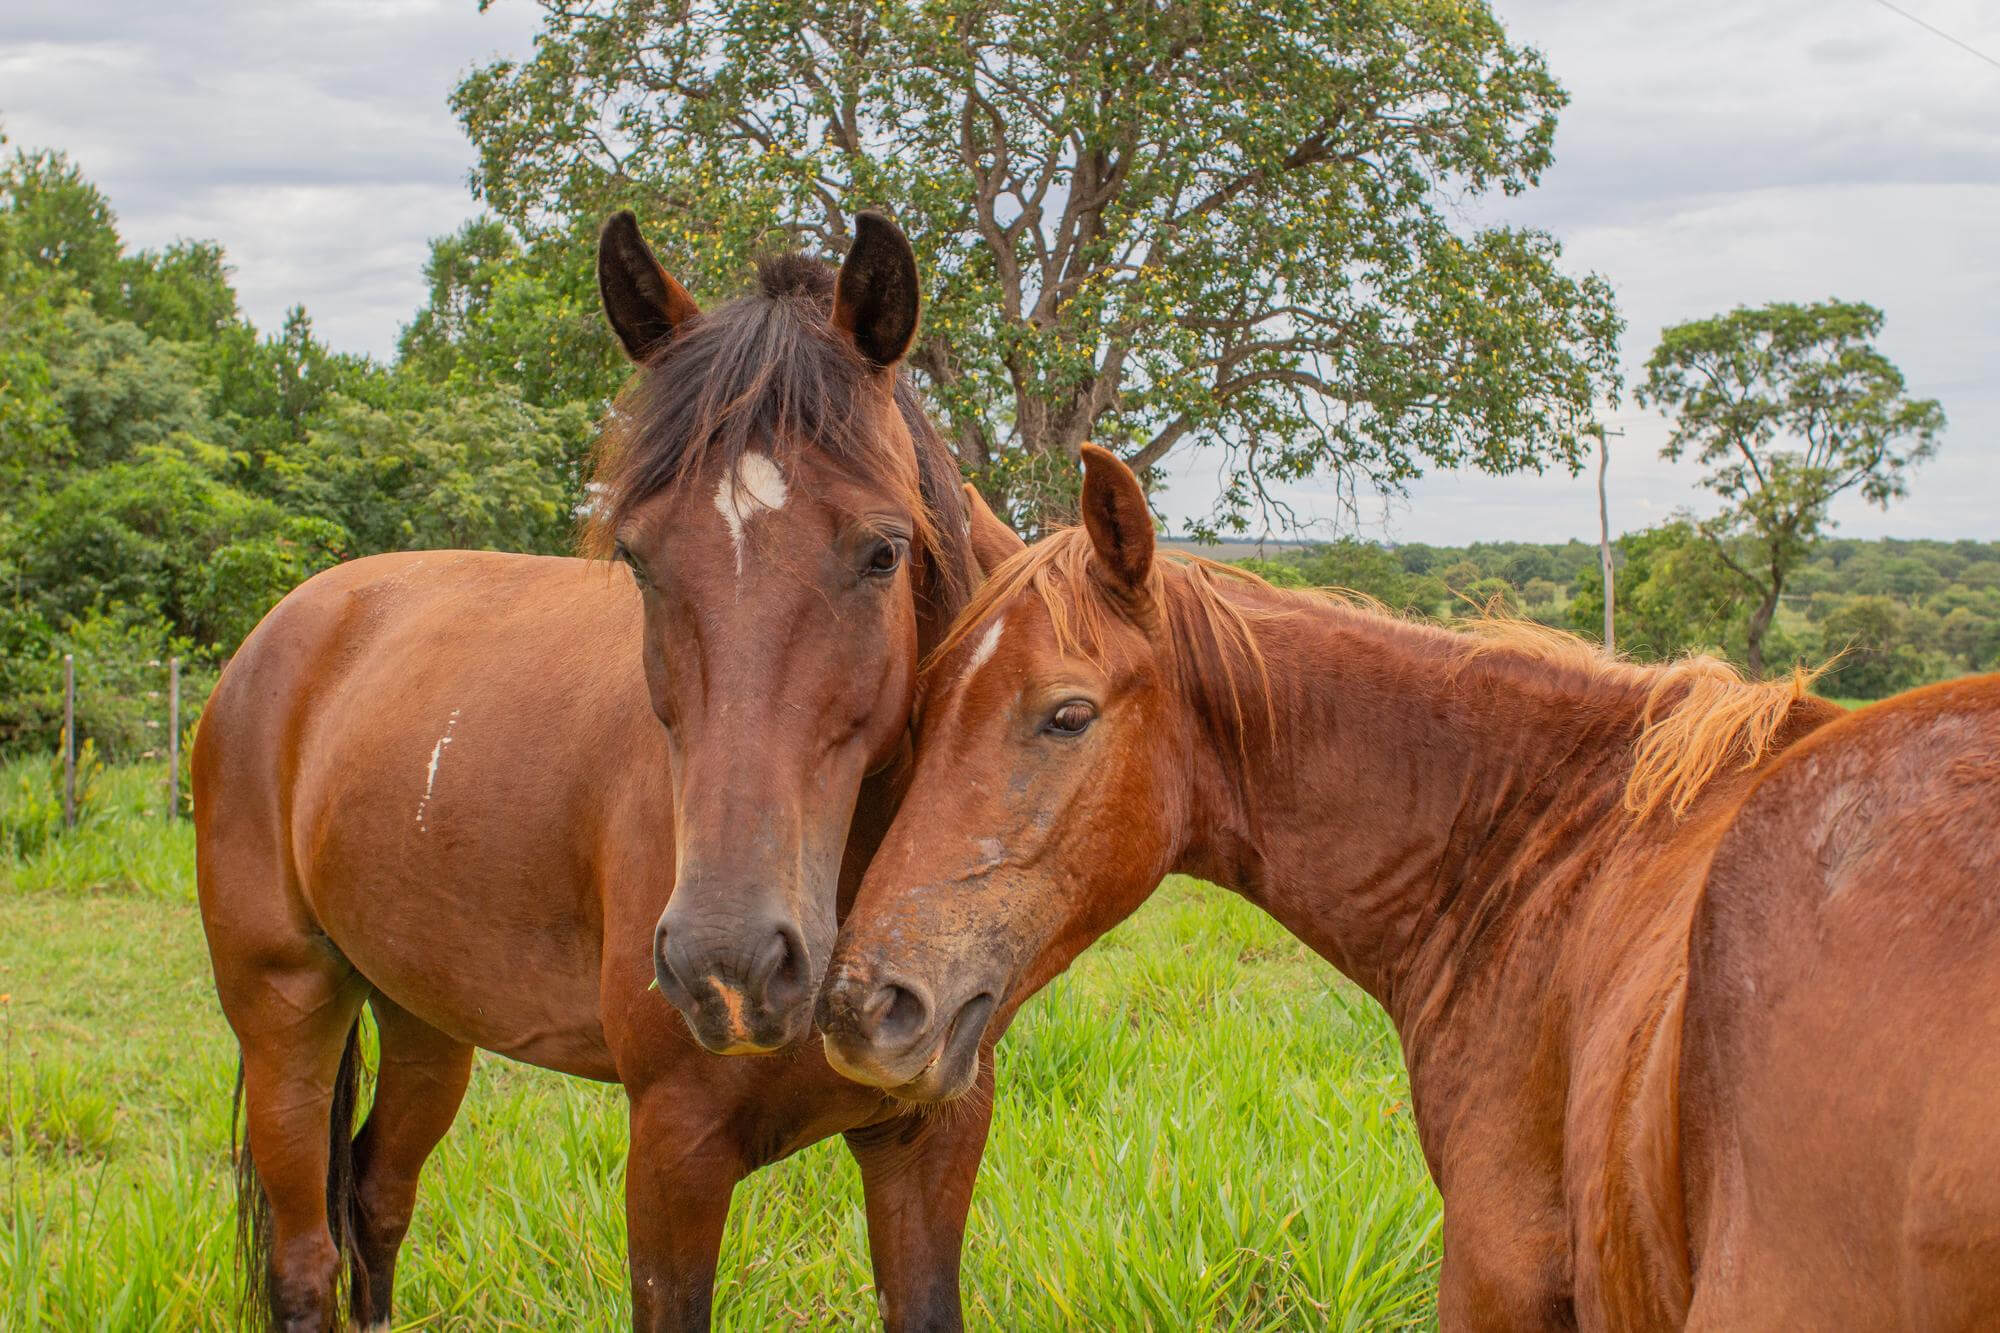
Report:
198,549,635,828
1682,676,2000,1327
196,550,658,1076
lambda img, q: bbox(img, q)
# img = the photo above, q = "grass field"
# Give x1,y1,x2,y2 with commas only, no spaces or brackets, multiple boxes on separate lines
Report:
0,761,1440,1330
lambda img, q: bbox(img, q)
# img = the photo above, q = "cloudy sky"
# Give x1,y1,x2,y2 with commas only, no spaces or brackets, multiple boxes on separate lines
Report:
3,0,1995,543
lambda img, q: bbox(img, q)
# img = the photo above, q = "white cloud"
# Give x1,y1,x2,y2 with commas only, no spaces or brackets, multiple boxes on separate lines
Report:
1161,0,2000,541
0,0,542,357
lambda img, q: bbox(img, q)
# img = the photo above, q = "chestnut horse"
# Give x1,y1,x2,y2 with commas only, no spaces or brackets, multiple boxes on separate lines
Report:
195,212,1024,1331
822,445,2000,1328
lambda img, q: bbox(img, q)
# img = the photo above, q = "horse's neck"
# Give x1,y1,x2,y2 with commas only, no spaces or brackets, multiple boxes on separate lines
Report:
915,496,980,662
1179,600,1703,1248
1201,600,1661,1021
914,576,965,663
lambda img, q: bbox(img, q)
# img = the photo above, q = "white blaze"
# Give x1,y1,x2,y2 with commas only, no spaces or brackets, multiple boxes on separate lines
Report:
961,617,1006,684
712,452,790,573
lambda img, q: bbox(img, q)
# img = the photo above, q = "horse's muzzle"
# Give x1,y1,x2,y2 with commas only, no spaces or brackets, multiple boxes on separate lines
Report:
653,907,816,1054
817,961,994,1101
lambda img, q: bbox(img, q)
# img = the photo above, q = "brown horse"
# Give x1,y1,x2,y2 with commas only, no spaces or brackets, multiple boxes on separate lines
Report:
821,444,2000,1329
195,212,1025,1331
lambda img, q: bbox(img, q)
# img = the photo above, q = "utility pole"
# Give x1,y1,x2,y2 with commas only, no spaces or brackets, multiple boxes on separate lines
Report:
1595,425,1624,655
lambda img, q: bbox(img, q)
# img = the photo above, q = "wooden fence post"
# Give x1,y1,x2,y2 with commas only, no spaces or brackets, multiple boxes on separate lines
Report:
167,656,182,820
63,652,76,829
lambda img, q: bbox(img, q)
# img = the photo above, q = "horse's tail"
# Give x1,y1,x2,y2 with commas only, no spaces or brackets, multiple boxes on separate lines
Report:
232,1018,367,1328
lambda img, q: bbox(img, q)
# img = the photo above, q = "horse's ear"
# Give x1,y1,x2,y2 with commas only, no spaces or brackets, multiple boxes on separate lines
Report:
831,211,919,369
598,210,700,363
1079,444,1153,590
962,483,1025,576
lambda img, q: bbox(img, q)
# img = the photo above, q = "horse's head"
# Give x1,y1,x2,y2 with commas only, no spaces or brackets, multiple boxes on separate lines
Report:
594,211,980,1054
820,447,1235,1099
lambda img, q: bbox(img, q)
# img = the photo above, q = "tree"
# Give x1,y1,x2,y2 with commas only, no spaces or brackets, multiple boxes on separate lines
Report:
271,387,590,556
119,239,241,347
43,304,214,470
7,439,333,653
0,147,123,293
1569,519,1744,662
1817,596,1927,699
266,306,340,443
1236,538,1457,615
1639,300,1944,674
0,272,71,503
454,0,1622,530
397,217,626,409
195,515,348,651
1940,603,2000,672
0,140,615,755
399,217,519,378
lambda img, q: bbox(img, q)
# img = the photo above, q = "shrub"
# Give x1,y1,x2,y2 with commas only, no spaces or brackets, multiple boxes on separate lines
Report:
0,610,211,762
4,737,102,858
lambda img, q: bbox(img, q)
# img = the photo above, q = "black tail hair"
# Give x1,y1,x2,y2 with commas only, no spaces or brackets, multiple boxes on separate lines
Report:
232,1017,367,1328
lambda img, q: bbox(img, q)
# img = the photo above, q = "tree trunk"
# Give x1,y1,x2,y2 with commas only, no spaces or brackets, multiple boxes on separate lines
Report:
1744,584,1781,678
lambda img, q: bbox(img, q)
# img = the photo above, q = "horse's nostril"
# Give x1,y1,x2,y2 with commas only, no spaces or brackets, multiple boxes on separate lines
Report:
653,921,693,1001
865,981,932,1047
751,924,808,1008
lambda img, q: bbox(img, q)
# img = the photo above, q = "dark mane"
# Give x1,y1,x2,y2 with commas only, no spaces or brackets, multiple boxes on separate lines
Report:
585,251,974,615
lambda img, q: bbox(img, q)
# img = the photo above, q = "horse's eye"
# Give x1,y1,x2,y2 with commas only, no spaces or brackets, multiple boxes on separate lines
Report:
1044,701,1097,737
863,539,904,578
615,541,649,587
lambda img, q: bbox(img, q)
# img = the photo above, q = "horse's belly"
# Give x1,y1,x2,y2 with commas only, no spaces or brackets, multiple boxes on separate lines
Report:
306,825,620,1078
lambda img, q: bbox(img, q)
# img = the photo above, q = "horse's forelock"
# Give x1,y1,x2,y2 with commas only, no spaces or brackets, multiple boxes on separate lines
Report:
923,531,1281,775
583,252,973,620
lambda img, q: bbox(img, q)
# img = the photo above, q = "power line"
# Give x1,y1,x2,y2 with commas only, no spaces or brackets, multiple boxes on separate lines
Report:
1864,0,2000,72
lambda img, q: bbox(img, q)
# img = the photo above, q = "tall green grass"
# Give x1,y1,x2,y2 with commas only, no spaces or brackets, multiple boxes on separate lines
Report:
1,756,194,899
2,765,1439,1329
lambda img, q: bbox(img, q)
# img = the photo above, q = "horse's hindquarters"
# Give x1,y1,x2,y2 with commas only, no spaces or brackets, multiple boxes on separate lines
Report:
1682,678,2000,1326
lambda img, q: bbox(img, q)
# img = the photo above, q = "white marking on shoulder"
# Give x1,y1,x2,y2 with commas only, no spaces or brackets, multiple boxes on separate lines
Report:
712,451,789,573
961,617,1006,684
415,708,461,833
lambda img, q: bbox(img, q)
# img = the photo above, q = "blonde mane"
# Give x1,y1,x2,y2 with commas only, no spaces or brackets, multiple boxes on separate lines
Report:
931,529,1820,821
1449,615,1818,817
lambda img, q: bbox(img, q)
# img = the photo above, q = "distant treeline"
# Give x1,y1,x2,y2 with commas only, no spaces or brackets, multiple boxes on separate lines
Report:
1239,530,2000,701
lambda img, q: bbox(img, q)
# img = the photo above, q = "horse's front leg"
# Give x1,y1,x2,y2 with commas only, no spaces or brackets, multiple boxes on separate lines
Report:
843,1054,996,1333
624,1081,745,1333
